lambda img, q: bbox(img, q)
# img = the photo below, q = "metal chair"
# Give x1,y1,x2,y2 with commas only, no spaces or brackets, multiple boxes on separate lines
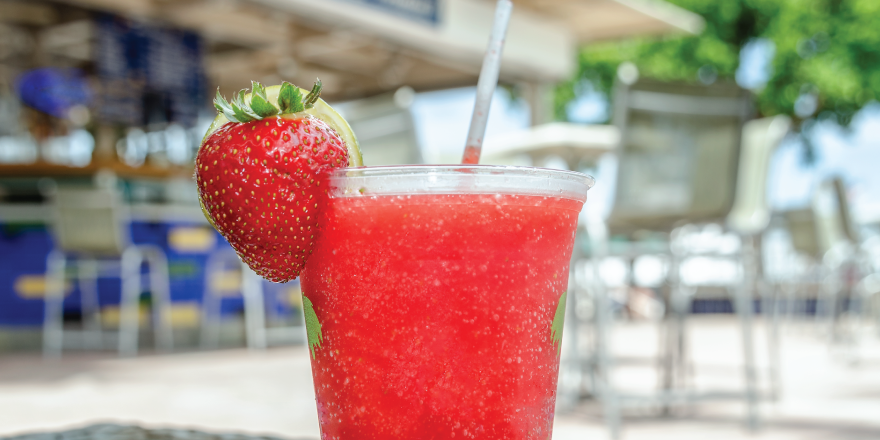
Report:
726,115,792,404
200,250,304,350
580,78,791,439
812,178,869,354
780,176,880,363
779,180,859,323
43,185,173,357
606,79,752,234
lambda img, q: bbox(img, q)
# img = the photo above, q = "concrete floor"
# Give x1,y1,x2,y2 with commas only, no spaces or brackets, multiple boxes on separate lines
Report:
0,317,878,440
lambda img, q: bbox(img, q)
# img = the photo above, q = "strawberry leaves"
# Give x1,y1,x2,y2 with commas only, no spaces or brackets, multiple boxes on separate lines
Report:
214,80,324,123
250,81,280,118
231,90,259,122
213,90,238,122
278,81,305,114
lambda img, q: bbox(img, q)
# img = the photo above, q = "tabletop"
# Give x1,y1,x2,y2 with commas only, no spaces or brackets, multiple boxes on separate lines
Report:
0,424,314,440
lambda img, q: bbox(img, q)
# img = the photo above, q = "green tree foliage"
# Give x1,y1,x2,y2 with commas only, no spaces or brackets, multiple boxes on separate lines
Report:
556,0,880,127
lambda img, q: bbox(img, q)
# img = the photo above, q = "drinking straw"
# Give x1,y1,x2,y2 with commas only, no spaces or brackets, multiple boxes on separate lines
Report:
461,0,513,165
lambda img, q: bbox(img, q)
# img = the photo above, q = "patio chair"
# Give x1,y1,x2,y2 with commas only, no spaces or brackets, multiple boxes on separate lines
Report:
779,179,859,324
200,250,304,350
580,78,792,439
606,79,751,234
780,176,880,364
43,184,173,358
811,178,867,349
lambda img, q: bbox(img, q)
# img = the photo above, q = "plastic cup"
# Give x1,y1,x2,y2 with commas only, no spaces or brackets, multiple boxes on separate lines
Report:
300,165,593,440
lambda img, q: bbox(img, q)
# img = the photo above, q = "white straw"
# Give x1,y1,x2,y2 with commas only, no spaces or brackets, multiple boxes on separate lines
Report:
461,0,513,164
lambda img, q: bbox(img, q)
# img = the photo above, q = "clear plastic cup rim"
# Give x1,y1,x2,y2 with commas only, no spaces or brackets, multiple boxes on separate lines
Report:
329,165,595,203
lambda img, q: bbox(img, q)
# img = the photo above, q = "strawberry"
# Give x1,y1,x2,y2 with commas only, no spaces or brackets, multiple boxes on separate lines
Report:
195,80,361,282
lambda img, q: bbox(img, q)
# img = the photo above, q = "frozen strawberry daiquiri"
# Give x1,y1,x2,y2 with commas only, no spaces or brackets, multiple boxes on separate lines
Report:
300,166,593,440
195,82,593,439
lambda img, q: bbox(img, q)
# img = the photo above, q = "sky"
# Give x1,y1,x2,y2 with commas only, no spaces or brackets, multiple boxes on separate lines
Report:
409,87,530,164
768,104,880,223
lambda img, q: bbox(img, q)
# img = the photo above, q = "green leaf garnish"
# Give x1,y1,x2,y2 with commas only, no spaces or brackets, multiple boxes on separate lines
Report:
303,295,323,359
551,290,566,357
278,81,304,113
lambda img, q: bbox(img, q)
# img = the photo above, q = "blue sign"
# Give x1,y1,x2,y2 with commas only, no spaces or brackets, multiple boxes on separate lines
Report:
349,0,439,25
15,68,92,119
95,14,206,127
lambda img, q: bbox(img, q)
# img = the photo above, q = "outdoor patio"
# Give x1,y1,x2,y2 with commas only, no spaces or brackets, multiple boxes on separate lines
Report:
1,317,878,440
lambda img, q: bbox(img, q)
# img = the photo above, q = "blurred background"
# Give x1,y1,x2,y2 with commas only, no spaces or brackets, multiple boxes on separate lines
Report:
1,0,879,439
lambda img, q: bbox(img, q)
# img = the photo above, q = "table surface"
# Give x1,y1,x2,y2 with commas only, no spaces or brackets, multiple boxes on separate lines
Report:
0,162,192,180
0,202,207,224
0,424,313,440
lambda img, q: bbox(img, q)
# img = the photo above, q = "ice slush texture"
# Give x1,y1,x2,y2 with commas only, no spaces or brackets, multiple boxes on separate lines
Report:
301,193,582,440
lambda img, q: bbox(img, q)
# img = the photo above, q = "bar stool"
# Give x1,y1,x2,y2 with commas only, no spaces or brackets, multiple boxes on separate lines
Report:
201,249,305,350
583,80,790,438
42,184,173,358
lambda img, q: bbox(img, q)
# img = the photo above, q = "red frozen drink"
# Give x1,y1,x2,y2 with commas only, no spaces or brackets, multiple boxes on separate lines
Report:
301,165,592,440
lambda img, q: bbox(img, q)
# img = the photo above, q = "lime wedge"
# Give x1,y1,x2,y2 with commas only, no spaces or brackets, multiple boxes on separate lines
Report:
202,84,363,167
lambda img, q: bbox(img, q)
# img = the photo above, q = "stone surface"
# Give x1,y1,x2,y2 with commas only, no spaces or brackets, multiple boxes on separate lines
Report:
0,317,878,439
0,424,307,440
